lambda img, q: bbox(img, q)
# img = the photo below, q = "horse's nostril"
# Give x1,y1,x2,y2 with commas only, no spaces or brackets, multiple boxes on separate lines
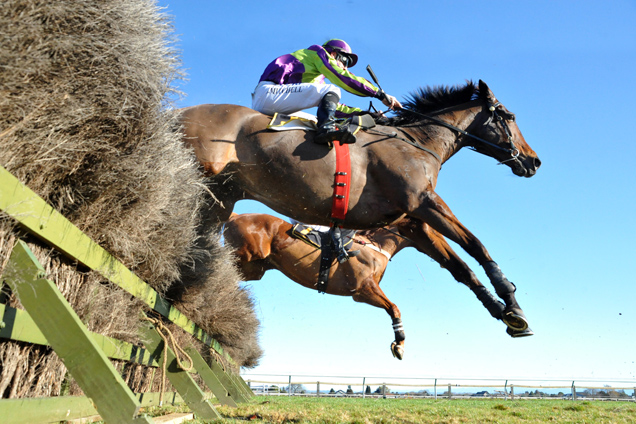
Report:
534,158,542,169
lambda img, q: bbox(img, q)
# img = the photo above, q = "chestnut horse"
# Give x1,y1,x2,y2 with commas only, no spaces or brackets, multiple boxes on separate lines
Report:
180,80,541,336
225,213,532,360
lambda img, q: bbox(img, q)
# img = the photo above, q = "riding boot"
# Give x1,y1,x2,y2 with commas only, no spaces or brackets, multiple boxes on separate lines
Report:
315,92,356,145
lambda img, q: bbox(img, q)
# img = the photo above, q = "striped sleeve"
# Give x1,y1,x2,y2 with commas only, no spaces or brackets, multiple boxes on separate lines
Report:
306,45,380,98
335,103,363,117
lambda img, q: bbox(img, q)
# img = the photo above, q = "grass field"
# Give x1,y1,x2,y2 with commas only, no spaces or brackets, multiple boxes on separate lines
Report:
164,396,636,423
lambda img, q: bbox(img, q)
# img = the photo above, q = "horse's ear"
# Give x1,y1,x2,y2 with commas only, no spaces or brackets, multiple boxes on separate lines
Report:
478,80,496,102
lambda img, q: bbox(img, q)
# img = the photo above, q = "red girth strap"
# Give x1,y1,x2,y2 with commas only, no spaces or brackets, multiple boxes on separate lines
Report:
331,140,351,222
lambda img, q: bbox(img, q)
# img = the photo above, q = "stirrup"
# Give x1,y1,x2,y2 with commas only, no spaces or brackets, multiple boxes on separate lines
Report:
337,248,359,263
314,129,338,145
334,124,356,144
314,126,356,145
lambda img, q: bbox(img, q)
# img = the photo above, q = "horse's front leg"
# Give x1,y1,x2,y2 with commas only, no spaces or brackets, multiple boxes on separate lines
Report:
352,279,405,360
399,220,506,322
410,192,532,336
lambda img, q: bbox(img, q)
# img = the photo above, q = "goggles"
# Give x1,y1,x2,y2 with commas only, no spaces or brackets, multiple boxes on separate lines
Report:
336,52,352,68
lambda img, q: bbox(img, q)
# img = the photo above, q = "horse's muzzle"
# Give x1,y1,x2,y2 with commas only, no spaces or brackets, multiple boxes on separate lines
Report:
511,156,541,177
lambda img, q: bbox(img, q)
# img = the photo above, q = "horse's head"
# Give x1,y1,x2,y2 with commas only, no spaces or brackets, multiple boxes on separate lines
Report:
468,80,541,177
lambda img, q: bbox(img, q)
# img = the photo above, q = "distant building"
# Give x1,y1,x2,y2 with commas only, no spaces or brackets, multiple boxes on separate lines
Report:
471,391,490,397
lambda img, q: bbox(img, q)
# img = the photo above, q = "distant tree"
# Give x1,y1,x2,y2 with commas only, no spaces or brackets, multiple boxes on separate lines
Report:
373,385,390,394
288,383,306,394
346,385,354,394
329,388,335,394
365,386,372,394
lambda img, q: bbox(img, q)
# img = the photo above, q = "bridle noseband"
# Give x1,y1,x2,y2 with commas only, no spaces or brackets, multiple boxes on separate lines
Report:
483,102,520,164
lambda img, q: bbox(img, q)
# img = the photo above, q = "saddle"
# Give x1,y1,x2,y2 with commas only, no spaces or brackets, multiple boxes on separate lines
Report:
290,223,357,252
267,113,376,134
291,223,359,294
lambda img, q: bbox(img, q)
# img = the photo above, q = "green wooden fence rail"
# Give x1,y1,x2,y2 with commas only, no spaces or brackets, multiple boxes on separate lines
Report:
0,391,188,424
0,302,244,407
0,165,232,364
0,165,253,422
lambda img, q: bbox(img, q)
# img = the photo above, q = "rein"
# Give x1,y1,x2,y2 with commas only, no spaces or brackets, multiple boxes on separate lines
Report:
400,101,520,164
365,126,442,162
364,100,520,165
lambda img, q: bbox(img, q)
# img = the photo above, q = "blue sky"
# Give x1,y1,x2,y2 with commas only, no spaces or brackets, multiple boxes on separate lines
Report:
159,0,636,385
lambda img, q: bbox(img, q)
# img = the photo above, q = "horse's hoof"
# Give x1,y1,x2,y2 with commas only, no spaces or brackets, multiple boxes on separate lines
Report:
390,342,404,360
507,327,534,338
502,309,529,331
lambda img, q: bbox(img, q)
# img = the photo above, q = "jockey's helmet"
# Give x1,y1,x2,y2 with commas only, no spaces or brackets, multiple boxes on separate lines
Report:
323,39,358,68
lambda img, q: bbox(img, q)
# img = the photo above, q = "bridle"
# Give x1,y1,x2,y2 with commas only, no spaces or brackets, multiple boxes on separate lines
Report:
481,101,520,164
401,100,520,164
367,100,520,165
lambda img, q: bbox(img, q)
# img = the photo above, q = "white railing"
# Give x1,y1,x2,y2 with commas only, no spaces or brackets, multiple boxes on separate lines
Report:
241,373,636,401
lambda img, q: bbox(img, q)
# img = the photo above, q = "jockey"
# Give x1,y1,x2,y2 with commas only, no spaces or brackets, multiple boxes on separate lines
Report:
252,39,402,145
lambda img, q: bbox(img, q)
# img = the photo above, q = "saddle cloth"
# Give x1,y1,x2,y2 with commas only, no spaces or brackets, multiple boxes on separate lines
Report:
267,113,375,134
290,223,356,252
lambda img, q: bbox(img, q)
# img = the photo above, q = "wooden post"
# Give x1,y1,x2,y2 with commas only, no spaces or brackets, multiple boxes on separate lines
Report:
232,372,254,399
572,382,576,401
448,384,452,399
288,375,292,397
510,384,514,400
184,345,238,407
4,241,152,424
362,377,366,398
317,381,320,397
207,359,248,403
434,379,437,400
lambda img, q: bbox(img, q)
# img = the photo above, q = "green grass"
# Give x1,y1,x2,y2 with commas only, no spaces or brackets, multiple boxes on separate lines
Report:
184,396,636,423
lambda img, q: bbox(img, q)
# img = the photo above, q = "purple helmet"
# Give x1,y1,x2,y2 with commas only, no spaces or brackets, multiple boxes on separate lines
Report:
322,39,358,68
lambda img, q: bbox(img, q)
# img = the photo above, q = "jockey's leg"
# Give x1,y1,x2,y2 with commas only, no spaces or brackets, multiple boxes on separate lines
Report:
251,82,337,115
315,92,356,145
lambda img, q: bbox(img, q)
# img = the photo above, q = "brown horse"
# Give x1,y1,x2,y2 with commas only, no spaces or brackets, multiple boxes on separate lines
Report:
224,213,531,360
181,80,541,335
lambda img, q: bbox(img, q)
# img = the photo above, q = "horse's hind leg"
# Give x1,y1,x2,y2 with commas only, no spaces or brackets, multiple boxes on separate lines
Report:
412,192,532,336
352,279,405,360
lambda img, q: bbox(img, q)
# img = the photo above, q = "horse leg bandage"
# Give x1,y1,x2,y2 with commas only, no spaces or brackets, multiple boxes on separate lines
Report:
472,286,505,319
483,261,517,298
392,318,405,342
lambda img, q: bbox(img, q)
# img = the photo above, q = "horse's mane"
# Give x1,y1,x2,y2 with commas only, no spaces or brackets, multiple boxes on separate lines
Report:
378,81,479,127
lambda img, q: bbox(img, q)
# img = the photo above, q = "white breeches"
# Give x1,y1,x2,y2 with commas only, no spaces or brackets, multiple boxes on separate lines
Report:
252,81,340,115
